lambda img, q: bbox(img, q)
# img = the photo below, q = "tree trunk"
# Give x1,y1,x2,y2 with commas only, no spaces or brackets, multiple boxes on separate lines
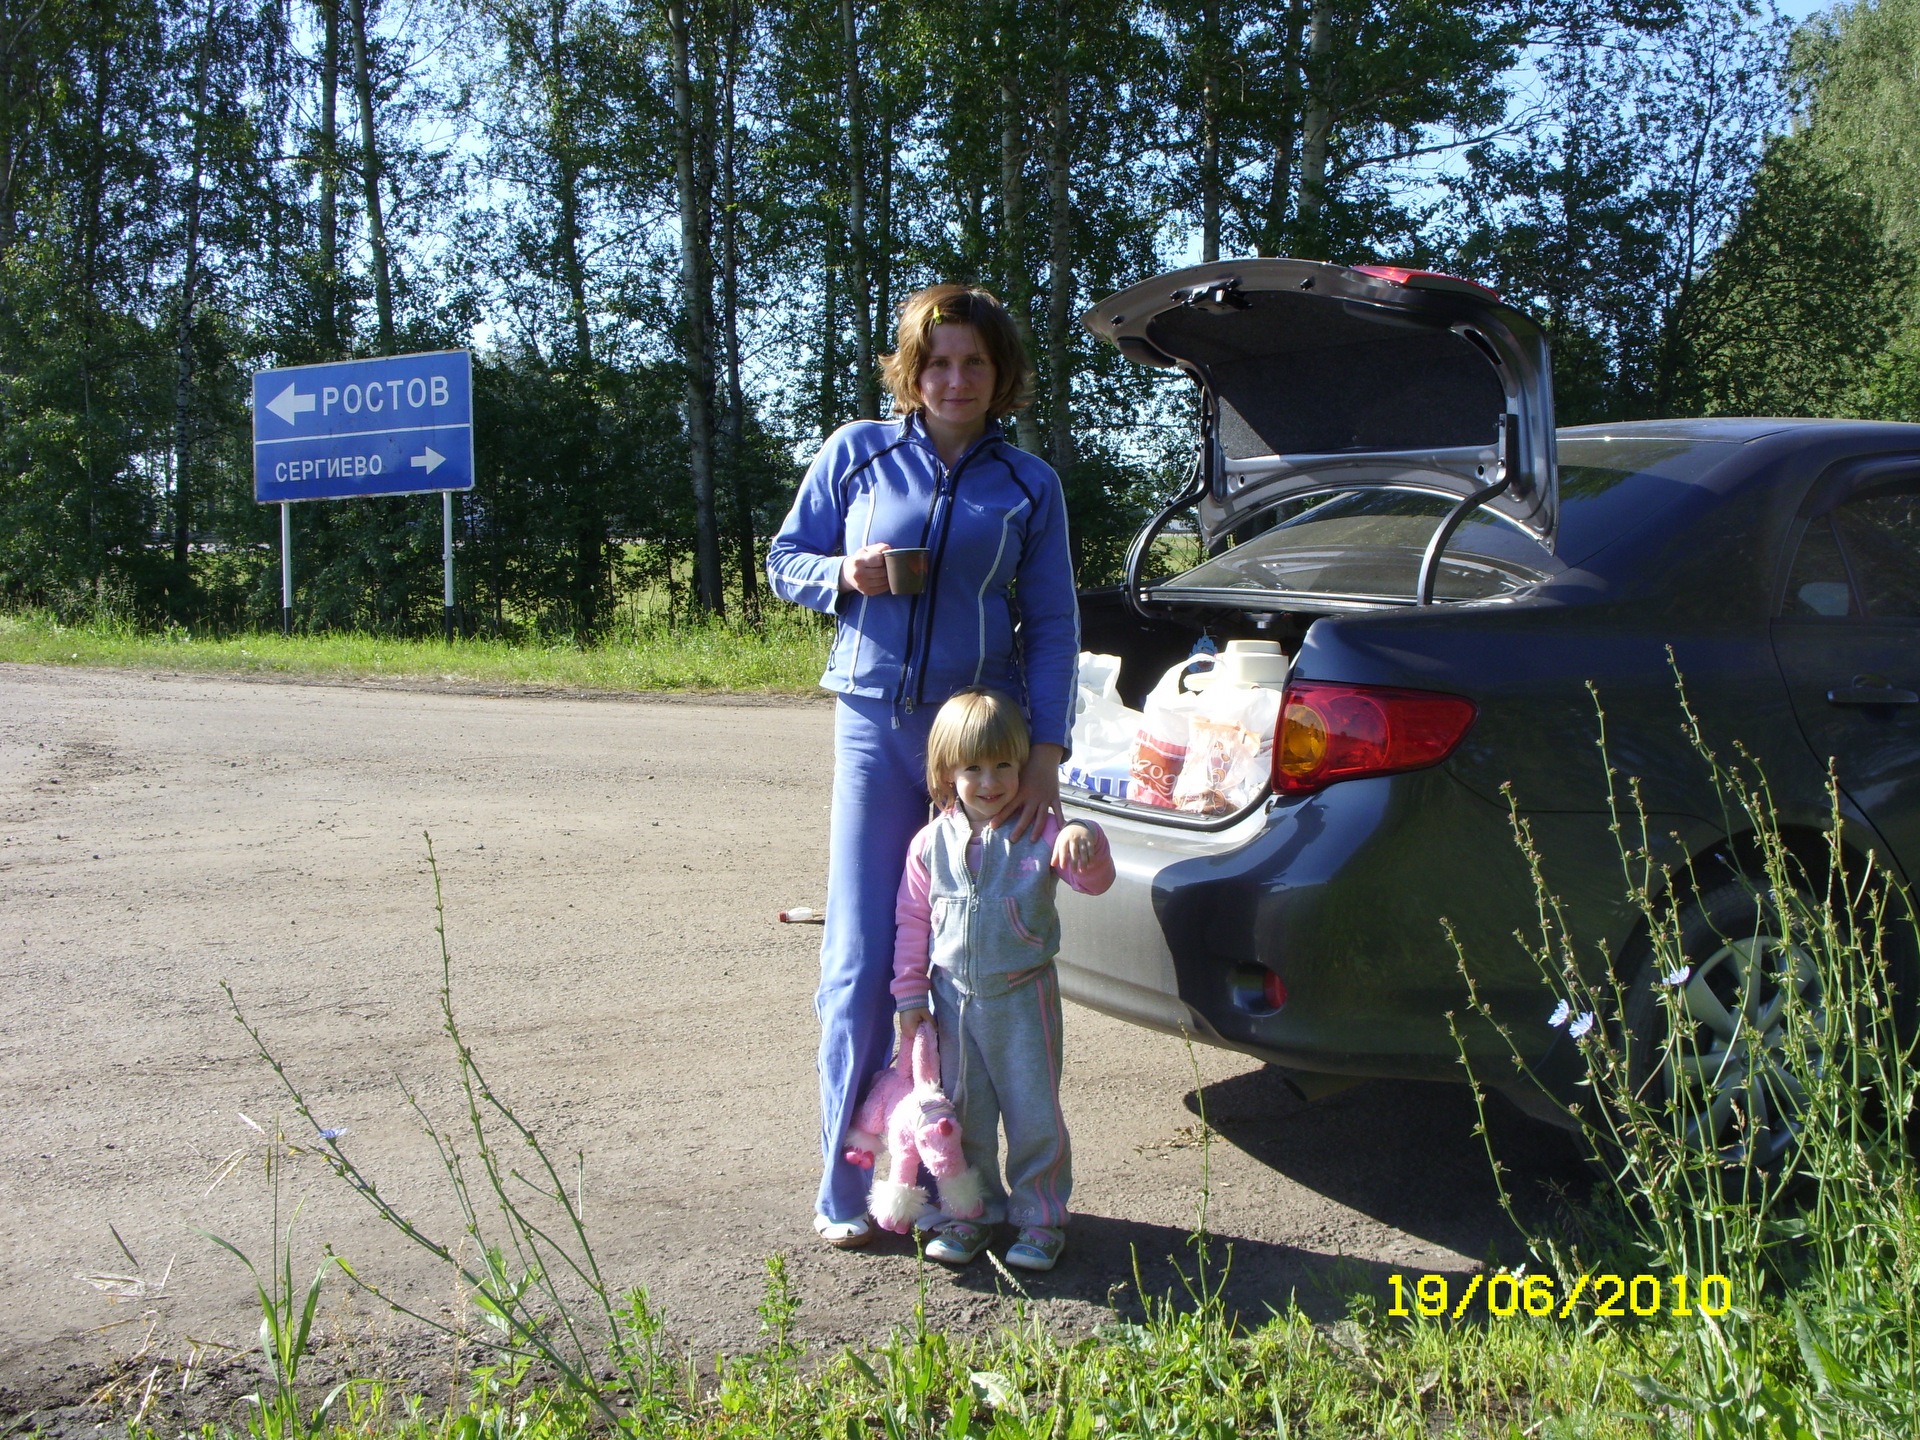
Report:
0,6,24,255
874,69,894,361
819,207,839,437
998,61,1039,452
1044,0,1074,476
79,27,112,583
1260,0,1305,254
317,0,340,352
668,0,724,614
1294,1,1333,257
172,0,216,575
545,2,593,365
842,0,877,418
347,0,394,352
720,0,756,617
1199,0,1220,263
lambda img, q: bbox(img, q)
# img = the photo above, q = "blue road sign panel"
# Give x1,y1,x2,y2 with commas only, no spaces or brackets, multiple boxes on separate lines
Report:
253,350,473,503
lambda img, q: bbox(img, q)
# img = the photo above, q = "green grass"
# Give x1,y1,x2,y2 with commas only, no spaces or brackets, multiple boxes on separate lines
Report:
248,1295,1655,1440
0,608,832,694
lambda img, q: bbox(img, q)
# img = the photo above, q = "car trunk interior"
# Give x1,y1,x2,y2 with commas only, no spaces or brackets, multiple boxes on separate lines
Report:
1077,587,1308,710
1065,588,1323,828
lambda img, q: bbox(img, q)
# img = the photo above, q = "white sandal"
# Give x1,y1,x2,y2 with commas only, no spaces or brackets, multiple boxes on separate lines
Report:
813,1213,872,1250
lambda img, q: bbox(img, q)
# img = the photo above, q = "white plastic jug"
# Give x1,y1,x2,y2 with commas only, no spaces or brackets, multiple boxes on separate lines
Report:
1183,639,1289,691
1129,654,1216,808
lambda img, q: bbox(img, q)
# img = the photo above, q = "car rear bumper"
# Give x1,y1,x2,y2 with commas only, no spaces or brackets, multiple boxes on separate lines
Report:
1060,767,1557,1084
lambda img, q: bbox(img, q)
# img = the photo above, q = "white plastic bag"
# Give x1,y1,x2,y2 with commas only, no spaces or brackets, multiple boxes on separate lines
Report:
1061,653,1139,798
1173,681,1283,815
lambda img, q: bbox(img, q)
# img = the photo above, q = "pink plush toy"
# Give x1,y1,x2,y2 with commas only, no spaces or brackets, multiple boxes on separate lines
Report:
843,1040,915,1171
854,1025,985,1234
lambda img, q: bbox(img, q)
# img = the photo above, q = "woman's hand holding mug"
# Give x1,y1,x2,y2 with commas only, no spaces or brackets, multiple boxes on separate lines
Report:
841,543,893,596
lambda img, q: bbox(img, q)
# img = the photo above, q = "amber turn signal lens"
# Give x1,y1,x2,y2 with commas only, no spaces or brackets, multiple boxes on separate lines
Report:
1276,698,1328,780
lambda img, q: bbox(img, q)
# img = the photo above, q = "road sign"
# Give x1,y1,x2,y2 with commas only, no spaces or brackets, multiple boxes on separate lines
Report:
252,350,473,503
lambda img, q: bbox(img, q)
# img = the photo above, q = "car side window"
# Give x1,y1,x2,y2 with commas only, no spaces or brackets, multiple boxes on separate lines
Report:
1833,490,1920,620
1783,516,1855,618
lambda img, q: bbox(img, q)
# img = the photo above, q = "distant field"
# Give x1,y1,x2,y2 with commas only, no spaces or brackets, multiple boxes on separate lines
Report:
0,609,832,695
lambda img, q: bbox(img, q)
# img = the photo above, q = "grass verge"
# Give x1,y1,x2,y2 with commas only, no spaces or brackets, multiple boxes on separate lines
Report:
0,608,832,695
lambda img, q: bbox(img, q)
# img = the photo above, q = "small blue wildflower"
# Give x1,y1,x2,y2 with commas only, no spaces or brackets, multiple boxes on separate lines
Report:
1568,1012,1596,1040
1658,965,1691,988
318,1127,348,1142
1548,998,1571,1028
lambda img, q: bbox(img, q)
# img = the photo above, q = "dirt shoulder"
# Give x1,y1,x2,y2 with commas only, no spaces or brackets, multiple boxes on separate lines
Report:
0,663,1582,1424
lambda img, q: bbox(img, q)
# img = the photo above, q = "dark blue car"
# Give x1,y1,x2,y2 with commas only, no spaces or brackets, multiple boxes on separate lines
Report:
1057,258,1920,1163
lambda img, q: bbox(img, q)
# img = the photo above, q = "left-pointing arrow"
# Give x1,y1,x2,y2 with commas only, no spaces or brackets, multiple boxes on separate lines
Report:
266,382,317,426
411,446,445,475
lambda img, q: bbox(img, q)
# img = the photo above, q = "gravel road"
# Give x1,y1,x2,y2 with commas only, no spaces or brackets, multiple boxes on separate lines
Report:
0,663,1584,1414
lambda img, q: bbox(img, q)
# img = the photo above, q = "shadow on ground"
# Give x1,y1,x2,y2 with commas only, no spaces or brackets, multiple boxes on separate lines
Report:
842,1074,1593,1331
849,1213,1396,1327
1188,1070,1594,1264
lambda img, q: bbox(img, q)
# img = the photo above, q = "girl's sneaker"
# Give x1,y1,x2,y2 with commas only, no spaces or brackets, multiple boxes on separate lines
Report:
814,1213,872,1250
1005,1227,1065,1272
923,1219,991,1266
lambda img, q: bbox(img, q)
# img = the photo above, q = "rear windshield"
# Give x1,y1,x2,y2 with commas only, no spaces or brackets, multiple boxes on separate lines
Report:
1161,436,1740,604
1169,490,1552,602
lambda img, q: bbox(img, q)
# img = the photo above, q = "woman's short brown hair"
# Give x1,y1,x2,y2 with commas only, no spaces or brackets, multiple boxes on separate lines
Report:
880,284,1033,419
925,687,1031,806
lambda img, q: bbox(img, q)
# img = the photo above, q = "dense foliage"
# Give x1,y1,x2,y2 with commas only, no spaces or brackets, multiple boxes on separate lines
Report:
0,0,1912,637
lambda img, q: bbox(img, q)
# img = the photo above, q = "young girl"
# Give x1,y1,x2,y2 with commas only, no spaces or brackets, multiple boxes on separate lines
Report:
891,688,1115,1271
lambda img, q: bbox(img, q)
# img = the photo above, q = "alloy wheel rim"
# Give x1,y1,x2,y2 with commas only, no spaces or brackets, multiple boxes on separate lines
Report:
1659,930,1822,1168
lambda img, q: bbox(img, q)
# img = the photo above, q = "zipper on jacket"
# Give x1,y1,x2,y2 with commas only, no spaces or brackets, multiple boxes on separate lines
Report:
898,430,994,713
894,465,946,714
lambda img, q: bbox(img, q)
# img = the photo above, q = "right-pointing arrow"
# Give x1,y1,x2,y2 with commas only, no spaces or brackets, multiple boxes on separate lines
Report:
411,447,445,475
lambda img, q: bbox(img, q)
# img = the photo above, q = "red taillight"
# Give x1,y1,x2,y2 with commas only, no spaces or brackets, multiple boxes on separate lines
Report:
1272,680,1477,795
1351,264,1501,301
1262,970,1289,1011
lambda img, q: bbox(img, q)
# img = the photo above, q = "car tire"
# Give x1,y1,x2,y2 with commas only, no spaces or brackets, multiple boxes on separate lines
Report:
1619,877,1824,1184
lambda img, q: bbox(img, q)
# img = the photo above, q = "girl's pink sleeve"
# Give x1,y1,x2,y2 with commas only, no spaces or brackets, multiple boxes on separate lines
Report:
891,826,936,1012
1046,814,1117,895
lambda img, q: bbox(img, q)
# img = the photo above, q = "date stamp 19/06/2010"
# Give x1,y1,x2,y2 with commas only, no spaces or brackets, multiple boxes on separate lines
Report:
1388,1272,1734,1322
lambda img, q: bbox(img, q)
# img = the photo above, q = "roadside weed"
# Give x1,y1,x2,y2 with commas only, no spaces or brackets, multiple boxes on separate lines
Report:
1452,671,1920,1438
196,1116,348,1439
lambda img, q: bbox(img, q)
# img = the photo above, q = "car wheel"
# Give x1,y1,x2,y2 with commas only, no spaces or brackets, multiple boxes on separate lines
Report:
1620,877,1822,1179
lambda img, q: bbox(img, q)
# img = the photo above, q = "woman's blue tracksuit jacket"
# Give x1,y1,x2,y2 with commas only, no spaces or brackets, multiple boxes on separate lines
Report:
764,412,1081,1223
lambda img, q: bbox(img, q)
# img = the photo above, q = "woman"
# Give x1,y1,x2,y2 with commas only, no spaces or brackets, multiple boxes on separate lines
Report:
765,283,1082,1247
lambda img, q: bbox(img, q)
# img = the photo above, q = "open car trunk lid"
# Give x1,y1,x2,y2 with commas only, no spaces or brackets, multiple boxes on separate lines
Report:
1084,259,1559,556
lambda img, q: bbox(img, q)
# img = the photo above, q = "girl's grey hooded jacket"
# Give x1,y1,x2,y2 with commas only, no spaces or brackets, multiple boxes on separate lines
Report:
764,414,1081,750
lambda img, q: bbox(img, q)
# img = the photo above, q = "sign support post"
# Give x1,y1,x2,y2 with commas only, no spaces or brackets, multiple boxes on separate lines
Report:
280,502,293,636
442,490,455,642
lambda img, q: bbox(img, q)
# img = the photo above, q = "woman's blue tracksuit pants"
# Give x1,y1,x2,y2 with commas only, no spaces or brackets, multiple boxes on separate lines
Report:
816,693,936,1223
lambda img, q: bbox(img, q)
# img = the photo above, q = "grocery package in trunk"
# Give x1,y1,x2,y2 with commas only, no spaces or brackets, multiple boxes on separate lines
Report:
1173,676,1284,812
1061,653,1136,798
1128,654,1216,808
1065,643,1290,816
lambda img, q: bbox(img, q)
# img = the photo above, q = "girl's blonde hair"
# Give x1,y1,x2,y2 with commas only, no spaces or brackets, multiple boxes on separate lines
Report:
925,688,1031,806
879,284,1033,419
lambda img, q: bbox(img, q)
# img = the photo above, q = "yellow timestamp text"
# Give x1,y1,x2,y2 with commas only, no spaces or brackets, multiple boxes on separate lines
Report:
1387,1271,1734,1321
